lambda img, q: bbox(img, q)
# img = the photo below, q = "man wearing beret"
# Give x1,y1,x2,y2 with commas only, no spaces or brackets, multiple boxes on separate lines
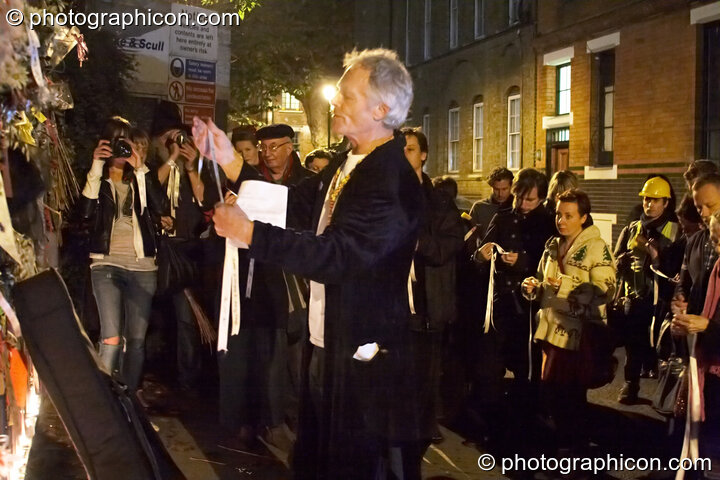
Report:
253,123,314,445
256,124,313,186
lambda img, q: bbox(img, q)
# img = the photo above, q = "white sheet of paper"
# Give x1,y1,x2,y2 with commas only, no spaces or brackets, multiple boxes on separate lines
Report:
231,180,288,248
353,342,379,362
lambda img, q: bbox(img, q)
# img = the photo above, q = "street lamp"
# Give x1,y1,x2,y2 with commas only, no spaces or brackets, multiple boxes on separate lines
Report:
322,84,337,148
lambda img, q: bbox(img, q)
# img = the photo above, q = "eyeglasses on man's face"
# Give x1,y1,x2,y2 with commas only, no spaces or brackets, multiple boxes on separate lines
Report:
259,140,292,154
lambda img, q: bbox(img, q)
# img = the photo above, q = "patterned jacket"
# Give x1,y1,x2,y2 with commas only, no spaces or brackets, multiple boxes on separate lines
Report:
527,225,616,351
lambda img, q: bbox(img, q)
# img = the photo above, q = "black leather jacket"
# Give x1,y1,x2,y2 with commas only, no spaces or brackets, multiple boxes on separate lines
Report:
81,163,168,258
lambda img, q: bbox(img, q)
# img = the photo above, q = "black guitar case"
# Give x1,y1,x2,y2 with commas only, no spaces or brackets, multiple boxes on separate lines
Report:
13,269,185,480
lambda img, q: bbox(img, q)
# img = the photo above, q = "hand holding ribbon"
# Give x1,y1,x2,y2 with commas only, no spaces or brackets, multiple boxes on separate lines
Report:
191,117,237,167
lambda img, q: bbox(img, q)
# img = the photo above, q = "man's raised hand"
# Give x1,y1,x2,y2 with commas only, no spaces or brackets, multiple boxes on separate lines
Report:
191,117,238,167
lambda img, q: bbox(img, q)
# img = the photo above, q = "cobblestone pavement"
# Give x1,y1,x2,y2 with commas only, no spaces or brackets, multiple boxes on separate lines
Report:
25,348,682,480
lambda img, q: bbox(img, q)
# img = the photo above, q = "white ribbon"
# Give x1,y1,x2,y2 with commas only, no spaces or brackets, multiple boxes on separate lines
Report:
483,243,507,334
217,240,241,352
135,167,148,213
407,260,417,315
677,333,701,480
649,265,672,348
166,160,180,222
463,225,477,243
246,259,255,299
26,27,45,89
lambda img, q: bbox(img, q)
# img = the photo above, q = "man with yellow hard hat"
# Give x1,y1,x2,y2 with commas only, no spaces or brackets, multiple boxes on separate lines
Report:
614,176,679,404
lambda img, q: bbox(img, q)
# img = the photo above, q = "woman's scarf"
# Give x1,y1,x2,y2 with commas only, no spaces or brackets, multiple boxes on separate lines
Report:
639,209,672,238
259,154,297,184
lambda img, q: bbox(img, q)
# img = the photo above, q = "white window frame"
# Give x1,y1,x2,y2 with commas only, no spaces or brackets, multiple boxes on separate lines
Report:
473,103,484,172
449,0,458,49
280,91,301,111
424,0,432,60
448,107,460,173
557,63,571,115
603,84,615,153
474,0,484,39
507,95,521,169
509,0,520,25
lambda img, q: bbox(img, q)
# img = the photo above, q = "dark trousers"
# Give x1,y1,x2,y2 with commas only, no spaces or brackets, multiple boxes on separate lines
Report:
542,382,588,449
286,321,307,429
472,309,541,404
623,298,656,384
294,344,387,479
469,303,541,452
388,441,430,480
218,328,286,430
172,290,201,389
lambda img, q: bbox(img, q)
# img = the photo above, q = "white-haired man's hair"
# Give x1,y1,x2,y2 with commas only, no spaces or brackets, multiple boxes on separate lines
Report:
343,49,413,130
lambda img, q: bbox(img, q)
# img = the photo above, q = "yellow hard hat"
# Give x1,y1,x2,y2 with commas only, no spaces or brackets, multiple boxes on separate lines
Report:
639,177,671,199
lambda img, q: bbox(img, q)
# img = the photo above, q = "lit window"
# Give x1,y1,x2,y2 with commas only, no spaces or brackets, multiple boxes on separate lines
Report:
557,64,571,115
473,103,483,172
507,95,521,169
280,92,301,111
448,107,459,172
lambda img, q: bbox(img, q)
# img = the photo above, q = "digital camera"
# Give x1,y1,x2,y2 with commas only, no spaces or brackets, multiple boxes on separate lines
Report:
111,138,132,159
166,132,187,149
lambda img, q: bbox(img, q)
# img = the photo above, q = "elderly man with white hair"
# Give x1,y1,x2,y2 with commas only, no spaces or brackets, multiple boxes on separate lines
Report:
193,49,425,479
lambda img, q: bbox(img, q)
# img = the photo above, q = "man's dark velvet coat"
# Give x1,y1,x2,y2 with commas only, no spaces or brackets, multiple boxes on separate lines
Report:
245,134,425,478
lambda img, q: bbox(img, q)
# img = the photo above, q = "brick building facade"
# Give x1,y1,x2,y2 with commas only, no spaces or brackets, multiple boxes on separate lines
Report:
353,0,720,244
535,0,720,242
354,0,536,200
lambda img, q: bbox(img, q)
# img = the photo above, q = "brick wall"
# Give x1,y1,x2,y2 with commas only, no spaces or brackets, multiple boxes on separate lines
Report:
535,9,697,173
410,28,536,200
613,11,697,167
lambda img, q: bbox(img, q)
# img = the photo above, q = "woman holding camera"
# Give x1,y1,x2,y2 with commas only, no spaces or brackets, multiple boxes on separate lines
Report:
522,189,616,451
81,116,168,392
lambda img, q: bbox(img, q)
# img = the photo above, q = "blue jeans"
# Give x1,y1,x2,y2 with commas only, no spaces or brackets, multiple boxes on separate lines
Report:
91,265,157,391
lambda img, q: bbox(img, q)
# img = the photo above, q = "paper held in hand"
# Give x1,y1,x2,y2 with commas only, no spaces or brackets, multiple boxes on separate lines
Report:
218,180,288,352
231,180,288,247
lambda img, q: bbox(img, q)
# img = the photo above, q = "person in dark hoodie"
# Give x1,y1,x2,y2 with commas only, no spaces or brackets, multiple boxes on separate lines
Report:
149,101,210,394
472,168,555,450
402,127,465,451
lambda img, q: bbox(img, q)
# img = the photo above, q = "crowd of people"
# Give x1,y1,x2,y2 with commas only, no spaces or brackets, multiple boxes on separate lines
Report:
76,47,720,479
